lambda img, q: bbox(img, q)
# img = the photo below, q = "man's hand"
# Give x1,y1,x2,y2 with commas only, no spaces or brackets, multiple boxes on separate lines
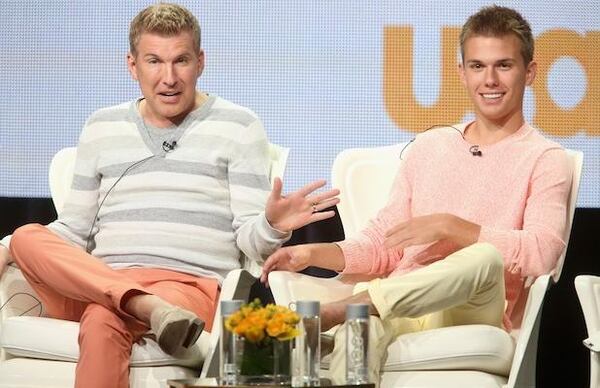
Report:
0,245,12,277
260,245,312,284
265,178,340,232
384,213,480,251
260,243,346,285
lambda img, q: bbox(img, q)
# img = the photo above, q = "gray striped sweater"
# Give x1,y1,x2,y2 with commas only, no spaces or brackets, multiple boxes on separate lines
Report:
2,95,290,283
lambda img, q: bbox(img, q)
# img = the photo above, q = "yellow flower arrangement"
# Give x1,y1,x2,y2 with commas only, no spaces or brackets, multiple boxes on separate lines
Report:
225,298,300,344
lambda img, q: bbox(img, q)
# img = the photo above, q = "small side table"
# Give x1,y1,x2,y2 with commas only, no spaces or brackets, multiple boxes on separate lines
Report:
167,378,375,388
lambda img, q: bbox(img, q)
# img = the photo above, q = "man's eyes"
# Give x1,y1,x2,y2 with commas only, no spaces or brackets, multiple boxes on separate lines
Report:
144,57,190,65
468,63,512,70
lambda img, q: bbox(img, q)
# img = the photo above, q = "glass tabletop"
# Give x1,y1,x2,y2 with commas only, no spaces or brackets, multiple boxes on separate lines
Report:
167,378,375,388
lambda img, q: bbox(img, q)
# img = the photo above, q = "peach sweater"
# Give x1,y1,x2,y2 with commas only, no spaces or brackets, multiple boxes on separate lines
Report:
338,123,572,329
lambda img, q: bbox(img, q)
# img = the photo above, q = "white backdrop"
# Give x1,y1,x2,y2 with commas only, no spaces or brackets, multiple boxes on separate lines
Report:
1,1,598,206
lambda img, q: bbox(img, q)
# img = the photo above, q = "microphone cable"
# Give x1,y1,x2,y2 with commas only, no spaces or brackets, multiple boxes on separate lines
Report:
399,124,473,160
0,262,43,317
84,154,156,253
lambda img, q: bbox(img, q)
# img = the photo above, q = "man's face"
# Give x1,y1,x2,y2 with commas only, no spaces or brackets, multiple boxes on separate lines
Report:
127,31,204,128
459,34,536,126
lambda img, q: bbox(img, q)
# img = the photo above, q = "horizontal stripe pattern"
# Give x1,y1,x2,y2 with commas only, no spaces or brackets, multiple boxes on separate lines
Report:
97,158,228,180
47,96,289,283
98,208,233,232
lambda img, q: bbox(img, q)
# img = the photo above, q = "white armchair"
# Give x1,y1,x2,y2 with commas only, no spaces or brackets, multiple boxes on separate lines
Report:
575,275,600,388
269,143,582,388
0,143,289,387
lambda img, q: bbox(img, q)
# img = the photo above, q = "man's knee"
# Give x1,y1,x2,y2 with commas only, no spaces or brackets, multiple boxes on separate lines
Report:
9,223,45,258
469,243,504,273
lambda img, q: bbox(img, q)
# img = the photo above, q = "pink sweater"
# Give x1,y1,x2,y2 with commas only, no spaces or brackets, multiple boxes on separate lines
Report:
338,123,572,330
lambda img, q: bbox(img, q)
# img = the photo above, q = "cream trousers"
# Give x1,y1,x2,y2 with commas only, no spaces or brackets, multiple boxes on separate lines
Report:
329,242,506,386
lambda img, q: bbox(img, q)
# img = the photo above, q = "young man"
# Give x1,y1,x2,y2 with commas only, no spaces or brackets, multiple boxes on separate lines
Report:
0,4,338,388
261,5,572,384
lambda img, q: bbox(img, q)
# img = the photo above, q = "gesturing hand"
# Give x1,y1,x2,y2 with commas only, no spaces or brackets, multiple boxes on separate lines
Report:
260,245,312,284
265,178,340,232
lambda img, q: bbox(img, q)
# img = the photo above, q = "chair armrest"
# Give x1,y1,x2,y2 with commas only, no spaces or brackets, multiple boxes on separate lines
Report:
575,275,600,289
575,275,600,334
1,265,45,362
268,271,355,308
200,269,256,378
583,331,600,353
0,265,44,322
506,274,552,387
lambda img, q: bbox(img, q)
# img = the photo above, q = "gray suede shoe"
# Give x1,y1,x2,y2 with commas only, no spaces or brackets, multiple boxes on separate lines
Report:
150,306,205,357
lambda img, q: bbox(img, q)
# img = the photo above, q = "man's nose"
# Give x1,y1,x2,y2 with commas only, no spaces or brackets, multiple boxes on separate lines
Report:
162,64,177,86
484,68,499,87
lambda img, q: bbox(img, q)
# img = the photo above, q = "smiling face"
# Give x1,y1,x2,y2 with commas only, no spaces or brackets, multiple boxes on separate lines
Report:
459,34,536,129
127,30,204,128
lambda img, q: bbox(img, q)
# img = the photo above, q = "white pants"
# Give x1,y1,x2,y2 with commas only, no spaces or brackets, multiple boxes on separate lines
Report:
328,242,506,386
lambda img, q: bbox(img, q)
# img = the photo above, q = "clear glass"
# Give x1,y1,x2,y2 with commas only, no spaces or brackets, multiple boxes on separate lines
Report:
292,315,321,386
345,317,369,385
220,315,243,385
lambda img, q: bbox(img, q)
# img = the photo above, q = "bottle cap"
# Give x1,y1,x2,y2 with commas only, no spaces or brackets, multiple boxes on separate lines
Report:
221,300,243,315
346,303,369,319
296,300,320,317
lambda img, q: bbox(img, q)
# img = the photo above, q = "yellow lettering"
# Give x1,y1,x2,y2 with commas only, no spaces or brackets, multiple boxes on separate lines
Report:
533,29,600,136
384,26,468,133
384,27,600,137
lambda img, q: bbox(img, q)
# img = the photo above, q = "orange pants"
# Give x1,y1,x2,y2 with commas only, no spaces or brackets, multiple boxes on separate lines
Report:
9,224,220,388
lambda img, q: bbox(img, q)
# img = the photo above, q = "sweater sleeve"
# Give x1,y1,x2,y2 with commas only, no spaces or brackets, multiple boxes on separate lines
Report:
478,148,572,277
337,155,411,275
45,118,102,250
228,119,291,265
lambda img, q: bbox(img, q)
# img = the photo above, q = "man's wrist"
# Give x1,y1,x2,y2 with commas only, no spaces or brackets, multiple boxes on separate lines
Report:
311,242,346,271
262,213,292,238
445,214,480,247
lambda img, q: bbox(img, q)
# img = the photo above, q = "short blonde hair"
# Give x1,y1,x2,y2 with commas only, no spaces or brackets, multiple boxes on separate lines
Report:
129,3,201,56
460,5,534,65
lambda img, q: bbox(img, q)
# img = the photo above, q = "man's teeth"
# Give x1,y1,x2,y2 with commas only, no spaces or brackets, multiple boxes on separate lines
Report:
482,93,502,99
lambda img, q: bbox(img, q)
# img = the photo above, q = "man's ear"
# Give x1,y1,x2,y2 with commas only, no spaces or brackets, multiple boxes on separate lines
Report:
197,49,205,76
525,60,537,86
458,62,466,87
127,52,138,81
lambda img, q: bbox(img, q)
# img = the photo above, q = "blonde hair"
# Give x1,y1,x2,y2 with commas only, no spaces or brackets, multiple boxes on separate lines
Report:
129,3,200,55
460,5,534,65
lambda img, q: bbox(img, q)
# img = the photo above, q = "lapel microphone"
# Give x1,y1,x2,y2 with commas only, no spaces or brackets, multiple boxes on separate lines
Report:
469,145,482,157
162,140,177,152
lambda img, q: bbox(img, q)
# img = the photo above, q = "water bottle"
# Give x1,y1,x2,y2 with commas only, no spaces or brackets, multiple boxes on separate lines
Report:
345,304,369,385
220,300,243,385
292,301,321,387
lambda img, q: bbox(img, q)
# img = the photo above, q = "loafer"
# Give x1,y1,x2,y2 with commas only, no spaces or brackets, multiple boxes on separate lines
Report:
150,306,205,357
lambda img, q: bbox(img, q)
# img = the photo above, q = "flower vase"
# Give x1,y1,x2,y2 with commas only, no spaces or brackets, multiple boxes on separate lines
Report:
239,338,292,384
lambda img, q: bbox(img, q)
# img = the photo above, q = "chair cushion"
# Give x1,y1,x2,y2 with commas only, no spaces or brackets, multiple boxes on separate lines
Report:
0,316,208,368
323,324,514,376
384,325,514,376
